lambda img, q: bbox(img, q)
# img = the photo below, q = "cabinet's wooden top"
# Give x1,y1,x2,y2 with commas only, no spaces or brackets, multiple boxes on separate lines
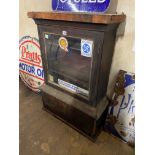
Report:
28,12,126,24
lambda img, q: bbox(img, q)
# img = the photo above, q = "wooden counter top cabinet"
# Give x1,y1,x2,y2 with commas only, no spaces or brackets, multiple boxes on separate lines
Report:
28,12,126,140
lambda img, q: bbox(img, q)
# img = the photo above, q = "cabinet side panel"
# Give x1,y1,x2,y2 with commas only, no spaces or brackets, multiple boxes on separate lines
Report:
97,29,117,102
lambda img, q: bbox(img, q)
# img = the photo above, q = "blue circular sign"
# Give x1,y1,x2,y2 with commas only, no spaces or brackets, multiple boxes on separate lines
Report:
52,0,111,13
82,43,90,53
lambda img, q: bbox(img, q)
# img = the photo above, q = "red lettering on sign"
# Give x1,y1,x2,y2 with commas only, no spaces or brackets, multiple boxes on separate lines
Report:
21,45,41,64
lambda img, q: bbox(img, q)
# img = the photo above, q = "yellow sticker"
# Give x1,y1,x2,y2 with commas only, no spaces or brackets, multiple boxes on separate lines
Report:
59,37,68,52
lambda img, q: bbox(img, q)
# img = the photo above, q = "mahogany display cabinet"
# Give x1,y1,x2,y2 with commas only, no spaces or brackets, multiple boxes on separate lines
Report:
28,12,126,140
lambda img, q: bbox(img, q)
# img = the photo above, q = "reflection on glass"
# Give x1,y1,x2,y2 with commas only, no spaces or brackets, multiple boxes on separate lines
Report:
44,33,93,97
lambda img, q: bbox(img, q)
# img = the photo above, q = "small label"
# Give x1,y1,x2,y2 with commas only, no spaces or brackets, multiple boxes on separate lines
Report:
59,37,68,52
81,39,93,57
45,34,49,39
62,31,67,36
48,74,54,82
58,79,89,96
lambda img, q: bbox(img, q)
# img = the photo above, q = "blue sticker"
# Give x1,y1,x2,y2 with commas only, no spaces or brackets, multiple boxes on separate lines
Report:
81,39,93,57
82,43,90,54
52,0,111,13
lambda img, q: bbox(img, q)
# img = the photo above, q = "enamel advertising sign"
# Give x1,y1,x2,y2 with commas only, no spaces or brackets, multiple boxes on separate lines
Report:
19,36,44,92
52,0,111,13
105,70,135,146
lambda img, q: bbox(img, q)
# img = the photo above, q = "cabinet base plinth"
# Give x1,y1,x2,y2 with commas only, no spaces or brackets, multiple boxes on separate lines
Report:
41,84,109,141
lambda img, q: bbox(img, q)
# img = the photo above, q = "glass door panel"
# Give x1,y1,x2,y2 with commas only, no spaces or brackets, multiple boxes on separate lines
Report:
44,33,94,97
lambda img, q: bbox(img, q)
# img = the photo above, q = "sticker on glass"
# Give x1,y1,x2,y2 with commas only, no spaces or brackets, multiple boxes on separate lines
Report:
48,75,54,82
62,31,67,36
59,37,68,52
58,79,89,96
81,39,93,57
45,34,49,39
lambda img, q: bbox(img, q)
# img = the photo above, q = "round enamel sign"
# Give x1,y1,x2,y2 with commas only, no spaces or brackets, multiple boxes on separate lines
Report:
19,36,44,92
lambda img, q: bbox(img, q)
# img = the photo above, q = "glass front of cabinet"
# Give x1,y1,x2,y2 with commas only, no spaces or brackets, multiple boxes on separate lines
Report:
44,32,94,98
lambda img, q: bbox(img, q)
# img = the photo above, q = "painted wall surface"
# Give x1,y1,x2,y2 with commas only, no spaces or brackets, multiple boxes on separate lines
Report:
107,0,135,97
19,0,135,98
19,0,51,38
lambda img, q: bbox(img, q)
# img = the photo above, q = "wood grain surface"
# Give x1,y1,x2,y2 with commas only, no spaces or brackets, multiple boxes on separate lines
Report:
28,12,126,24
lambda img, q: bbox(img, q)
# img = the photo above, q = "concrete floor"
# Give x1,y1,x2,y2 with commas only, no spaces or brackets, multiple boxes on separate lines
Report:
19,81,134,155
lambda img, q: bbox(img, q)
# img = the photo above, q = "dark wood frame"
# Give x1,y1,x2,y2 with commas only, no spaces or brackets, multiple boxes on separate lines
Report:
34,19,119,106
